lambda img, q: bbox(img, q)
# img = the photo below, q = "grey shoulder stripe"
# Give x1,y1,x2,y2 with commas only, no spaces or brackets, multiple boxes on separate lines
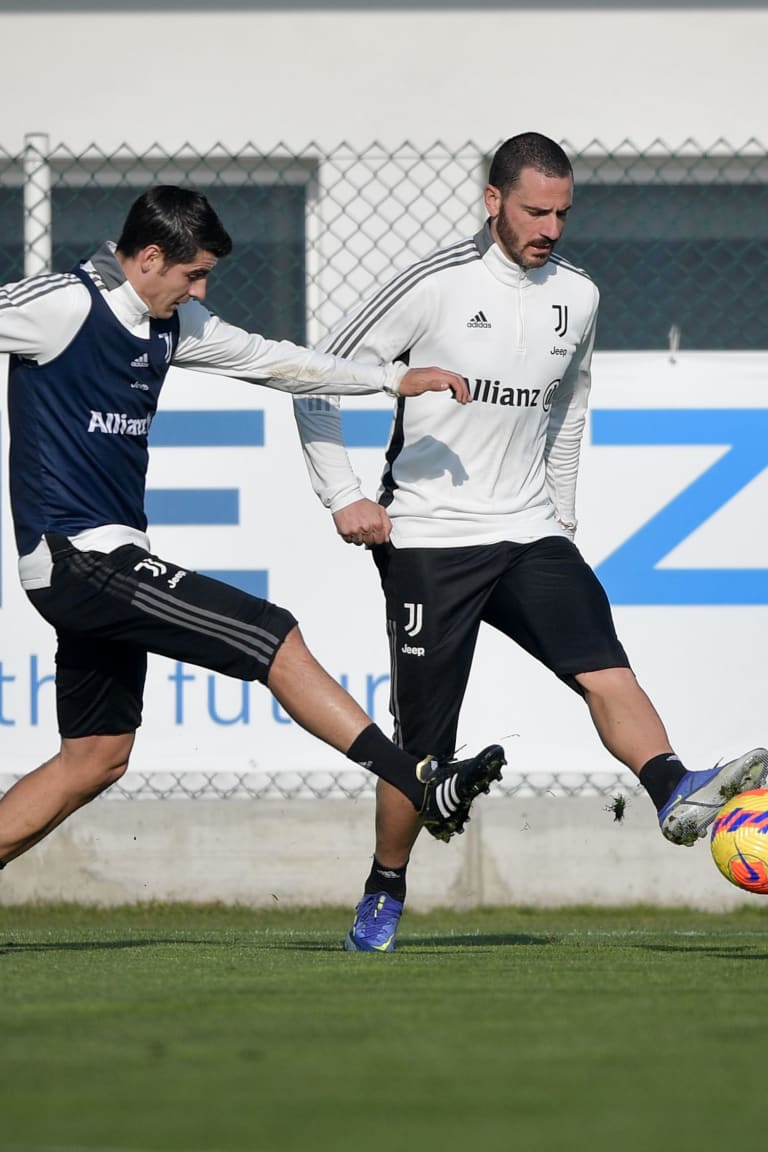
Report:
549,254,595,284
326,240,480,359
326,238,477,351
0,273,80,310
85,266,108,293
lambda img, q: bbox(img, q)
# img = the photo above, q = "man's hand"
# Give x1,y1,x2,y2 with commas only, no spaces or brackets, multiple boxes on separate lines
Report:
333,499,392,546
399,368,470,404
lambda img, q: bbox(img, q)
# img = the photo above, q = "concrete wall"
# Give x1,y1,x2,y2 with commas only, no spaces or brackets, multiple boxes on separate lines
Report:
0,795,760,912
0,4,763,151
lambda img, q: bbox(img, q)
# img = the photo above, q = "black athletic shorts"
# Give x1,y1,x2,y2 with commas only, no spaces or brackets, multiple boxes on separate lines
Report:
26,535,298,739
372,535,629,759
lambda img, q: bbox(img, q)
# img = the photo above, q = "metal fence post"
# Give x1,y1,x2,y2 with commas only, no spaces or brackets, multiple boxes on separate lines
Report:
23,132,51,276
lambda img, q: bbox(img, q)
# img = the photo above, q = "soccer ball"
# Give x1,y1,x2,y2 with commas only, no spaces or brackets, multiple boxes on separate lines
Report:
710,788,768,893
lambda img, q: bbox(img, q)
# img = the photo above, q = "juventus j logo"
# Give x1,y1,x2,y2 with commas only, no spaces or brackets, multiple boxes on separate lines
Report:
404,602,423,637
552,304,568,337
134,558,167,578
158,332,174,364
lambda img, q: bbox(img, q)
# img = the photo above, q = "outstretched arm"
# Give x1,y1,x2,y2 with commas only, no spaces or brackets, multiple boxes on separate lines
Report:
174,301,468,400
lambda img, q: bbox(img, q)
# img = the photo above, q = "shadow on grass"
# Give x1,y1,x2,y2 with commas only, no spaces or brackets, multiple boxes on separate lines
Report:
404,932,552,948
0,938,206,955
638,942,768,961
284,932,552,952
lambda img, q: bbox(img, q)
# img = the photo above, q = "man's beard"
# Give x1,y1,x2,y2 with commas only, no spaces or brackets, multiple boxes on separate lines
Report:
495,204,555,270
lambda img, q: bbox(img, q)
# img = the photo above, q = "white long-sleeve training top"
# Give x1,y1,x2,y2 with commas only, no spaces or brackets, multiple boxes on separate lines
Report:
294,221,599,549
3,243,409,588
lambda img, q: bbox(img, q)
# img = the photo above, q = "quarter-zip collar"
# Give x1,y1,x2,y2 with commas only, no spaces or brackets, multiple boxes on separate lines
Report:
84,240,152,331
474,219,532,288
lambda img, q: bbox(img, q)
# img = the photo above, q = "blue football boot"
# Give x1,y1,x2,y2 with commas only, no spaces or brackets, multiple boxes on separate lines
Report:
659,748,768,846
344,893,404,953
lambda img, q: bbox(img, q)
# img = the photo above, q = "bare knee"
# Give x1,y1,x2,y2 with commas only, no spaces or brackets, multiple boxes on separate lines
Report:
267,624,309,684
57,733,135,798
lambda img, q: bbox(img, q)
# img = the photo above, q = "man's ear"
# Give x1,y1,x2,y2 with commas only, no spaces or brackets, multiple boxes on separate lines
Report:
138,245,164,273
483,184,502,219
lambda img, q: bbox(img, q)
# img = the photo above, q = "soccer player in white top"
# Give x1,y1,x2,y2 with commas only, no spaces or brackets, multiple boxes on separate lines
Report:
0,185,507,880
294,132,768,952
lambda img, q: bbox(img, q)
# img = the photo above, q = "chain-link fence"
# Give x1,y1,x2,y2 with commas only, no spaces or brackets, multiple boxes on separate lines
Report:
5,134,768,352
0,768,641,803
2,134,765,803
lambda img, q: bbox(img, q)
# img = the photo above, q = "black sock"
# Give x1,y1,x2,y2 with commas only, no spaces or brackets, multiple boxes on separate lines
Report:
346,723,424,809
365,857,408,903
639,753,688,811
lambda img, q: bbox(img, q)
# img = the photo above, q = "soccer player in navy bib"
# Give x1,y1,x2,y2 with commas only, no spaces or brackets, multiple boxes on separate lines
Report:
0,185,507,880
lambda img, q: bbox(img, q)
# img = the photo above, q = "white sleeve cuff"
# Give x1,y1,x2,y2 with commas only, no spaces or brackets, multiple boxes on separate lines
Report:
381,361,409,397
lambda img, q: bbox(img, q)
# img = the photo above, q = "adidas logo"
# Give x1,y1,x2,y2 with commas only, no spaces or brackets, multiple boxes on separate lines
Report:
130,353,149,368
467,310,491,329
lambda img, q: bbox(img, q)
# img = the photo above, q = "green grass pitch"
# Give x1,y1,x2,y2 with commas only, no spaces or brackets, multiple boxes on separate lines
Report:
1,902,766,1152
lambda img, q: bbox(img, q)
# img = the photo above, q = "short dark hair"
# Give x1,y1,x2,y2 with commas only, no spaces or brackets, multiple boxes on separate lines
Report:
116,186,233,264
488,132,573,194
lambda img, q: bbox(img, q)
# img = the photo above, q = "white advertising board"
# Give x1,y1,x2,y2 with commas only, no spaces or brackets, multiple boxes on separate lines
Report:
1,351,767,784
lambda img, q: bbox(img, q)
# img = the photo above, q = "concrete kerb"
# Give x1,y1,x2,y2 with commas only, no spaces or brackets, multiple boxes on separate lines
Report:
0,795,758,911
